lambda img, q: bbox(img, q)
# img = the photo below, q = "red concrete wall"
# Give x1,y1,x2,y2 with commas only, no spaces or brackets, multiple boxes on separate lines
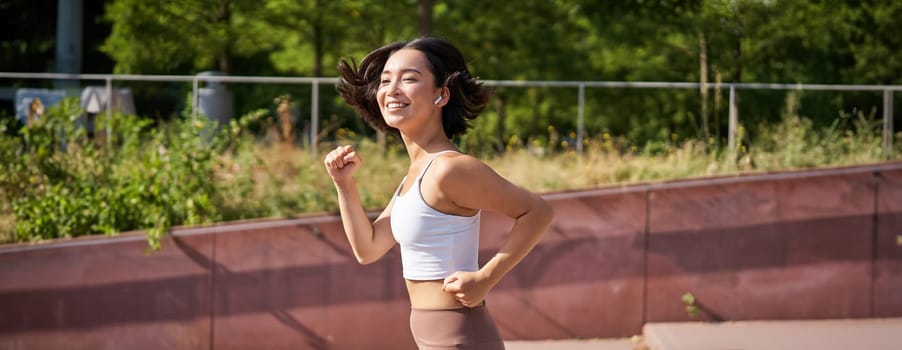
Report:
874,169,902,316
0,233,213,349
646,172,875,322
1,162,900,349
489,191,648,340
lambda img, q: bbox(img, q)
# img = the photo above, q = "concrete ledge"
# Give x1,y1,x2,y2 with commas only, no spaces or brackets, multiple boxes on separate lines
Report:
642,318,902,350
505,338,634,350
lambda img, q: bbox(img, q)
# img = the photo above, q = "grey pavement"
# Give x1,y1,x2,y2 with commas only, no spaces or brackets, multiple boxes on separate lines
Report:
504,317,902,350
642,317,902,350
505,337,636,350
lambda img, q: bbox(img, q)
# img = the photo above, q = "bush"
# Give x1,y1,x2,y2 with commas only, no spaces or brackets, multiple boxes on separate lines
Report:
0,97,230,250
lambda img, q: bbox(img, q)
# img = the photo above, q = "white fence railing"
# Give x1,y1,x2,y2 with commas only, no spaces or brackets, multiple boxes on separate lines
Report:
1,72,898,156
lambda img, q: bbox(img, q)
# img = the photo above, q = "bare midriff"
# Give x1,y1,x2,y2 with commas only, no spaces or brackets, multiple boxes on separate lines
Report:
406,279,464,309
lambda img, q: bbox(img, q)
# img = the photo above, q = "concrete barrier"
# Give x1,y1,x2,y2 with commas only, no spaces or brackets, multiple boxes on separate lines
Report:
1,162,901,349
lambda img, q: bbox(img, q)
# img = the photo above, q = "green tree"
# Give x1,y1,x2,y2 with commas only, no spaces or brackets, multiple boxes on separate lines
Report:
262,0,417,77
845,0,902,84
430,1,594,151
101,0,272,74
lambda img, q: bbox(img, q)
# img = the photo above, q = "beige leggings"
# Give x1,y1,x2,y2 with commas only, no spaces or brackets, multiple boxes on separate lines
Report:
409,304,505,350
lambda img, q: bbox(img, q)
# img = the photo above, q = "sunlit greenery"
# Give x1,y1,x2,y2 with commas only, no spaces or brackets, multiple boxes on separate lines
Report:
1,94,898,248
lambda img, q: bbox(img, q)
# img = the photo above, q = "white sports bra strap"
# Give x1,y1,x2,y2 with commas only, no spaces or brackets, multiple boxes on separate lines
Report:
415,150,458,183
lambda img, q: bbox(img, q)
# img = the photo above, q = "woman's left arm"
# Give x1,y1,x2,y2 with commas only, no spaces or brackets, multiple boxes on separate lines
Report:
439,156,554,307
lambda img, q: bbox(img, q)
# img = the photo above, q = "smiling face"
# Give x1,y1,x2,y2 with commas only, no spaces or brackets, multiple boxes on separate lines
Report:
377,48,445,132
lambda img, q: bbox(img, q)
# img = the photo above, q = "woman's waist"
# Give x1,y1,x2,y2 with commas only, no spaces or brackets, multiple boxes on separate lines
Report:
405,279,464,310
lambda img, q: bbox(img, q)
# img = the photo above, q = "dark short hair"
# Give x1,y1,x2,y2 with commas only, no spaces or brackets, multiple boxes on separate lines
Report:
337,37,491,139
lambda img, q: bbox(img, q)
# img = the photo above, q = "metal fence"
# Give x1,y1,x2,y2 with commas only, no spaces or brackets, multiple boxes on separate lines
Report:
1,72,898,156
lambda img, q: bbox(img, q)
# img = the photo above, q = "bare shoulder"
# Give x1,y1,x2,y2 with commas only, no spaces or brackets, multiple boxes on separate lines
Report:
431,152,496,182
431,152,533,216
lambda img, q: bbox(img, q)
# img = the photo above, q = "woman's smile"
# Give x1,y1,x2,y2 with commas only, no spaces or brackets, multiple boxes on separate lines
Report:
386,101,410,110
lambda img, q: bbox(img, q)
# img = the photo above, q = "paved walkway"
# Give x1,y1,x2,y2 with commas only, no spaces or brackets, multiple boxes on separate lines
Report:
505,317,902,350
505,338,634,350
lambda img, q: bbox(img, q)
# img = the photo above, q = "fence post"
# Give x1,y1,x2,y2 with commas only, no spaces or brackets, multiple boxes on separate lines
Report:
577,83,585,153
192,77,199,121
885,89,894,158
105,76,112,146
728,84,738,151
311,79,320,155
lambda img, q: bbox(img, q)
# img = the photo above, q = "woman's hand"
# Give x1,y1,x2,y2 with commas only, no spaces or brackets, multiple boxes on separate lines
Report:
324,145,361,183
442,271,493,308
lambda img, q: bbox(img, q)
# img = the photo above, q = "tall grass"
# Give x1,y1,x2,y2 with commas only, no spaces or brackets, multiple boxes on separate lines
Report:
213,138,409,220
210,108,897,219
490,112,892,193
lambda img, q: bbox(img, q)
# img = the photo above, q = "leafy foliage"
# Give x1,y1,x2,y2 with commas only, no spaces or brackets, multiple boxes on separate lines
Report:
0,98,228,250
682,292,700,318
100,0,270,74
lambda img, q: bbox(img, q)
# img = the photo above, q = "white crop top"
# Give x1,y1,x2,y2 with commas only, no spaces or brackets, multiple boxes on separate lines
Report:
390,151,481,280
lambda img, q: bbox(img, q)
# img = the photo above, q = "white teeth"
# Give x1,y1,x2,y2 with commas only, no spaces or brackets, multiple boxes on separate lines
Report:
387,102,408,108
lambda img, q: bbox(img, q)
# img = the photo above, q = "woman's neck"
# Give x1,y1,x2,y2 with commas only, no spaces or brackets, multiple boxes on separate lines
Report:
397,112,457,163
401,135,457,164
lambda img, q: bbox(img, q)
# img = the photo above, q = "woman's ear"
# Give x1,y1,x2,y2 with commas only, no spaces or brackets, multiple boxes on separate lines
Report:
436,87,449,106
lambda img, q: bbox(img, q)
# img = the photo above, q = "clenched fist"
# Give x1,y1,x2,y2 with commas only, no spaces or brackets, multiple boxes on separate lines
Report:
324,145,361,182
442,271,492,308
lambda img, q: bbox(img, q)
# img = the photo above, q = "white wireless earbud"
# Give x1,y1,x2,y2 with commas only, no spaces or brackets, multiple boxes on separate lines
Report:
434,96,443,104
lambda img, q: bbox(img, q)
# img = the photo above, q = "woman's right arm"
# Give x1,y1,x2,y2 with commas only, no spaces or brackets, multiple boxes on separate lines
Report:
325,145,396,265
